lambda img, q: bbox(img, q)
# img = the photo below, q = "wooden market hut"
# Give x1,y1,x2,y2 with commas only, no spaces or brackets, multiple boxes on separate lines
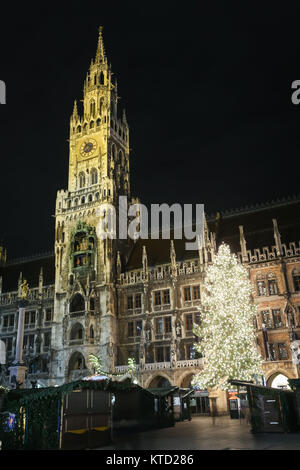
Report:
0,379,179,450
146,386,178,428
231,380,298,433
0,377,127,450
172,388,193,422
113,385,177,435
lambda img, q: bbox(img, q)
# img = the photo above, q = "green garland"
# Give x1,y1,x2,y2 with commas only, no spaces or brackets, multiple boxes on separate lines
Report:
88,354,137,378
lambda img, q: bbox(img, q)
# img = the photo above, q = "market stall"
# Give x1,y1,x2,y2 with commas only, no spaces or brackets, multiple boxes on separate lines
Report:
231,380,298,433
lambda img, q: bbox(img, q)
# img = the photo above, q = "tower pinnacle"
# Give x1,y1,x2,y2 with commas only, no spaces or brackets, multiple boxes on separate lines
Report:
95,25,106,63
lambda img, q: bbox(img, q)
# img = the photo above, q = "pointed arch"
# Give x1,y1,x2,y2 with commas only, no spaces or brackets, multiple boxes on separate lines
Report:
67,351,86,375
111,143,116,161
145,373,173,388
90,99,96,117
292,267,300,292
99,97,104,115
79,172,85,189
70,293,85,313
118,150,124,166
91,168,98,185
70,322,84,340
266,370,292,388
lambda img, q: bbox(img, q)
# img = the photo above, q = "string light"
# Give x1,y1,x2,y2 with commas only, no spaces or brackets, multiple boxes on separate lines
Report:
192,243,263,391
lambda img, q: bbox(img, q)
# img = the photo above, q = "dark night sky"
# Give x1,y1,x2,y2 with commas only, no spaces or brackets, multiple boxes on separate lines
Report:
1,3,300,259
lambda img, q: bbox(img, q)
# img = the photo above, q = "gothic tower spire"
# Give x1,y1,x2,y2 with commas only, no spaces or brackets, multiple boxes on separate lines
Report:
95,26,106,64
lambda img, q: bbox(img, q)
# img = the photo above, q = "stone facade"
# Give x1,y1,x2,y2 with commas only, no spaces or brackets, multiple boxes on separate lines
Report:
0,29,300,415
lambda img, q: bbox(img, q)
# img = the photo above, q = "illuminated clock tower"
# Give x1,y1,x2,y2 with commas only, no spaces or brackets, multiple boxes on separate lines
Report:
51,27,132,384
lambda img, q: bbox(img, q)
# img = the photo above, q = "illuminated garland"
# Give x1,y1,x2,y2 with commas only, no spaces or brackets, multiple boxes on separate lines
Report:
192,243,263,391
88,354,137,379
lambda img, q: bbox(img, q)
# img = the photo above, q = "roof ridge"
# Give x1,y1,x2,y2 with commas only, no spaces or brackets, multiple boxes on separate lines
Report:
6,251,54,267
206,194,300,221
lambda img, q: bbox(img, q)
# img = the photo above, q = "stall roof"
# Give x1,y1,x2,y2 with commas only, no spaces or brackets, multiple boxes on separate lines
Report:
146,387,179,397
179,388,195,398
2,380,182,409
3,377,138,406
230,380,294,394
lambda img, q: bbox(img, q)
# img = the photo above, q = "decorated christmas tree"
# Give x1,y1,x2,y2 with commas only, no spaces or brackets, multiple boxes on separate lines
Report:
192,243,263,391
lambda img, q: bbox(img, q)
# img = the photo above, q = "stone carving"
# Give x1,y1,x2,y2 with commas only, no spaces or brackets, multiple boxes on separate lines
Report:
20,280,29,300
290,340,300,365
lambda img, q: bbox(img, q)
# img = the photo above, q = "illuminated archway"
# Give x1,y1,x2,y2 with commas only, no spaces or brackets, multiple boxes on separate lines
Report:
269,373,290,389
180,372,195,388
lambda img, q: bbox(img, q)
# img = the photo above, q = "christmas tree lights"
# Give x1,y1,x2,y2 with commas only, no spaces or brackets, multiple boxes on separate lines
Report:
192,243,263,391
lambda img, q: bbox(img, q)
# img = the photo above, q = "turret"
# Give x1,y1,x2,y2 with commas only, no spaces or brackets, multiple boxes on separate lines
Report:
239,225,248,263
273,218,283,257
0,242,6,267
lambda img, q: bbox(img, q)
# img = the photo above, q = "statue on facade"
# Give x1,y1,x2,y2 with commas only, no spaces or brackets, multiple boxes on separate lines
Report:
287,307,295,328
145,328,151,343
175,321,182,338
107,342,114,357
20,280,29,300
170,342,176,368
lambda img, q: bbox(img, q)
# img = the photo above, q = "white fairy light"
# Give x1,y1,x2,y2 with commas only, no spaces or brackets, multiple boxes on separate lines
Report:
192,243,263,391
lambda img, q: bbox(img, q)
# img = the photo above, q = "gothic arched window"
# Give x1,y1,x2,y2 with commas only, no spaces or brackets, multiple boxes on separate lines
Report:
111,144,116,161
79,172,85,189
68,352,86,373
90,100,95,117
292,268,300,292
256,273,266,296
267,272,278,295
99,98,104,115
99,71,104,85
70,294,85,313
91,168,98,185
70,323,84,340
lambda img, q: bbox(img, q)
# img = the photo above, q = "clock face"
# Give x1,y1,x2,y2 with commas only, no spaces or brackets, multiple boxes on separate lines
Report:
80,139,97,158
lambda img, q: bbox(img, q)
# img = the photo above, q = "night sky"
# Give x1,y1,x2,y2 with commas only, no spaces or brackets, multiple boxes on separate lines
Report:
1,3,300,259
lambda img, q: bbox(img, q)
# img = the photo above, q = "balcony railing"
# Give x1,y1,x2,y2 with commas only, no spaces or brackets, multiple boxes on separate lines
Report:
69,339,84,346
114,358,204,374
119,260,202,286
177,358,204,368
